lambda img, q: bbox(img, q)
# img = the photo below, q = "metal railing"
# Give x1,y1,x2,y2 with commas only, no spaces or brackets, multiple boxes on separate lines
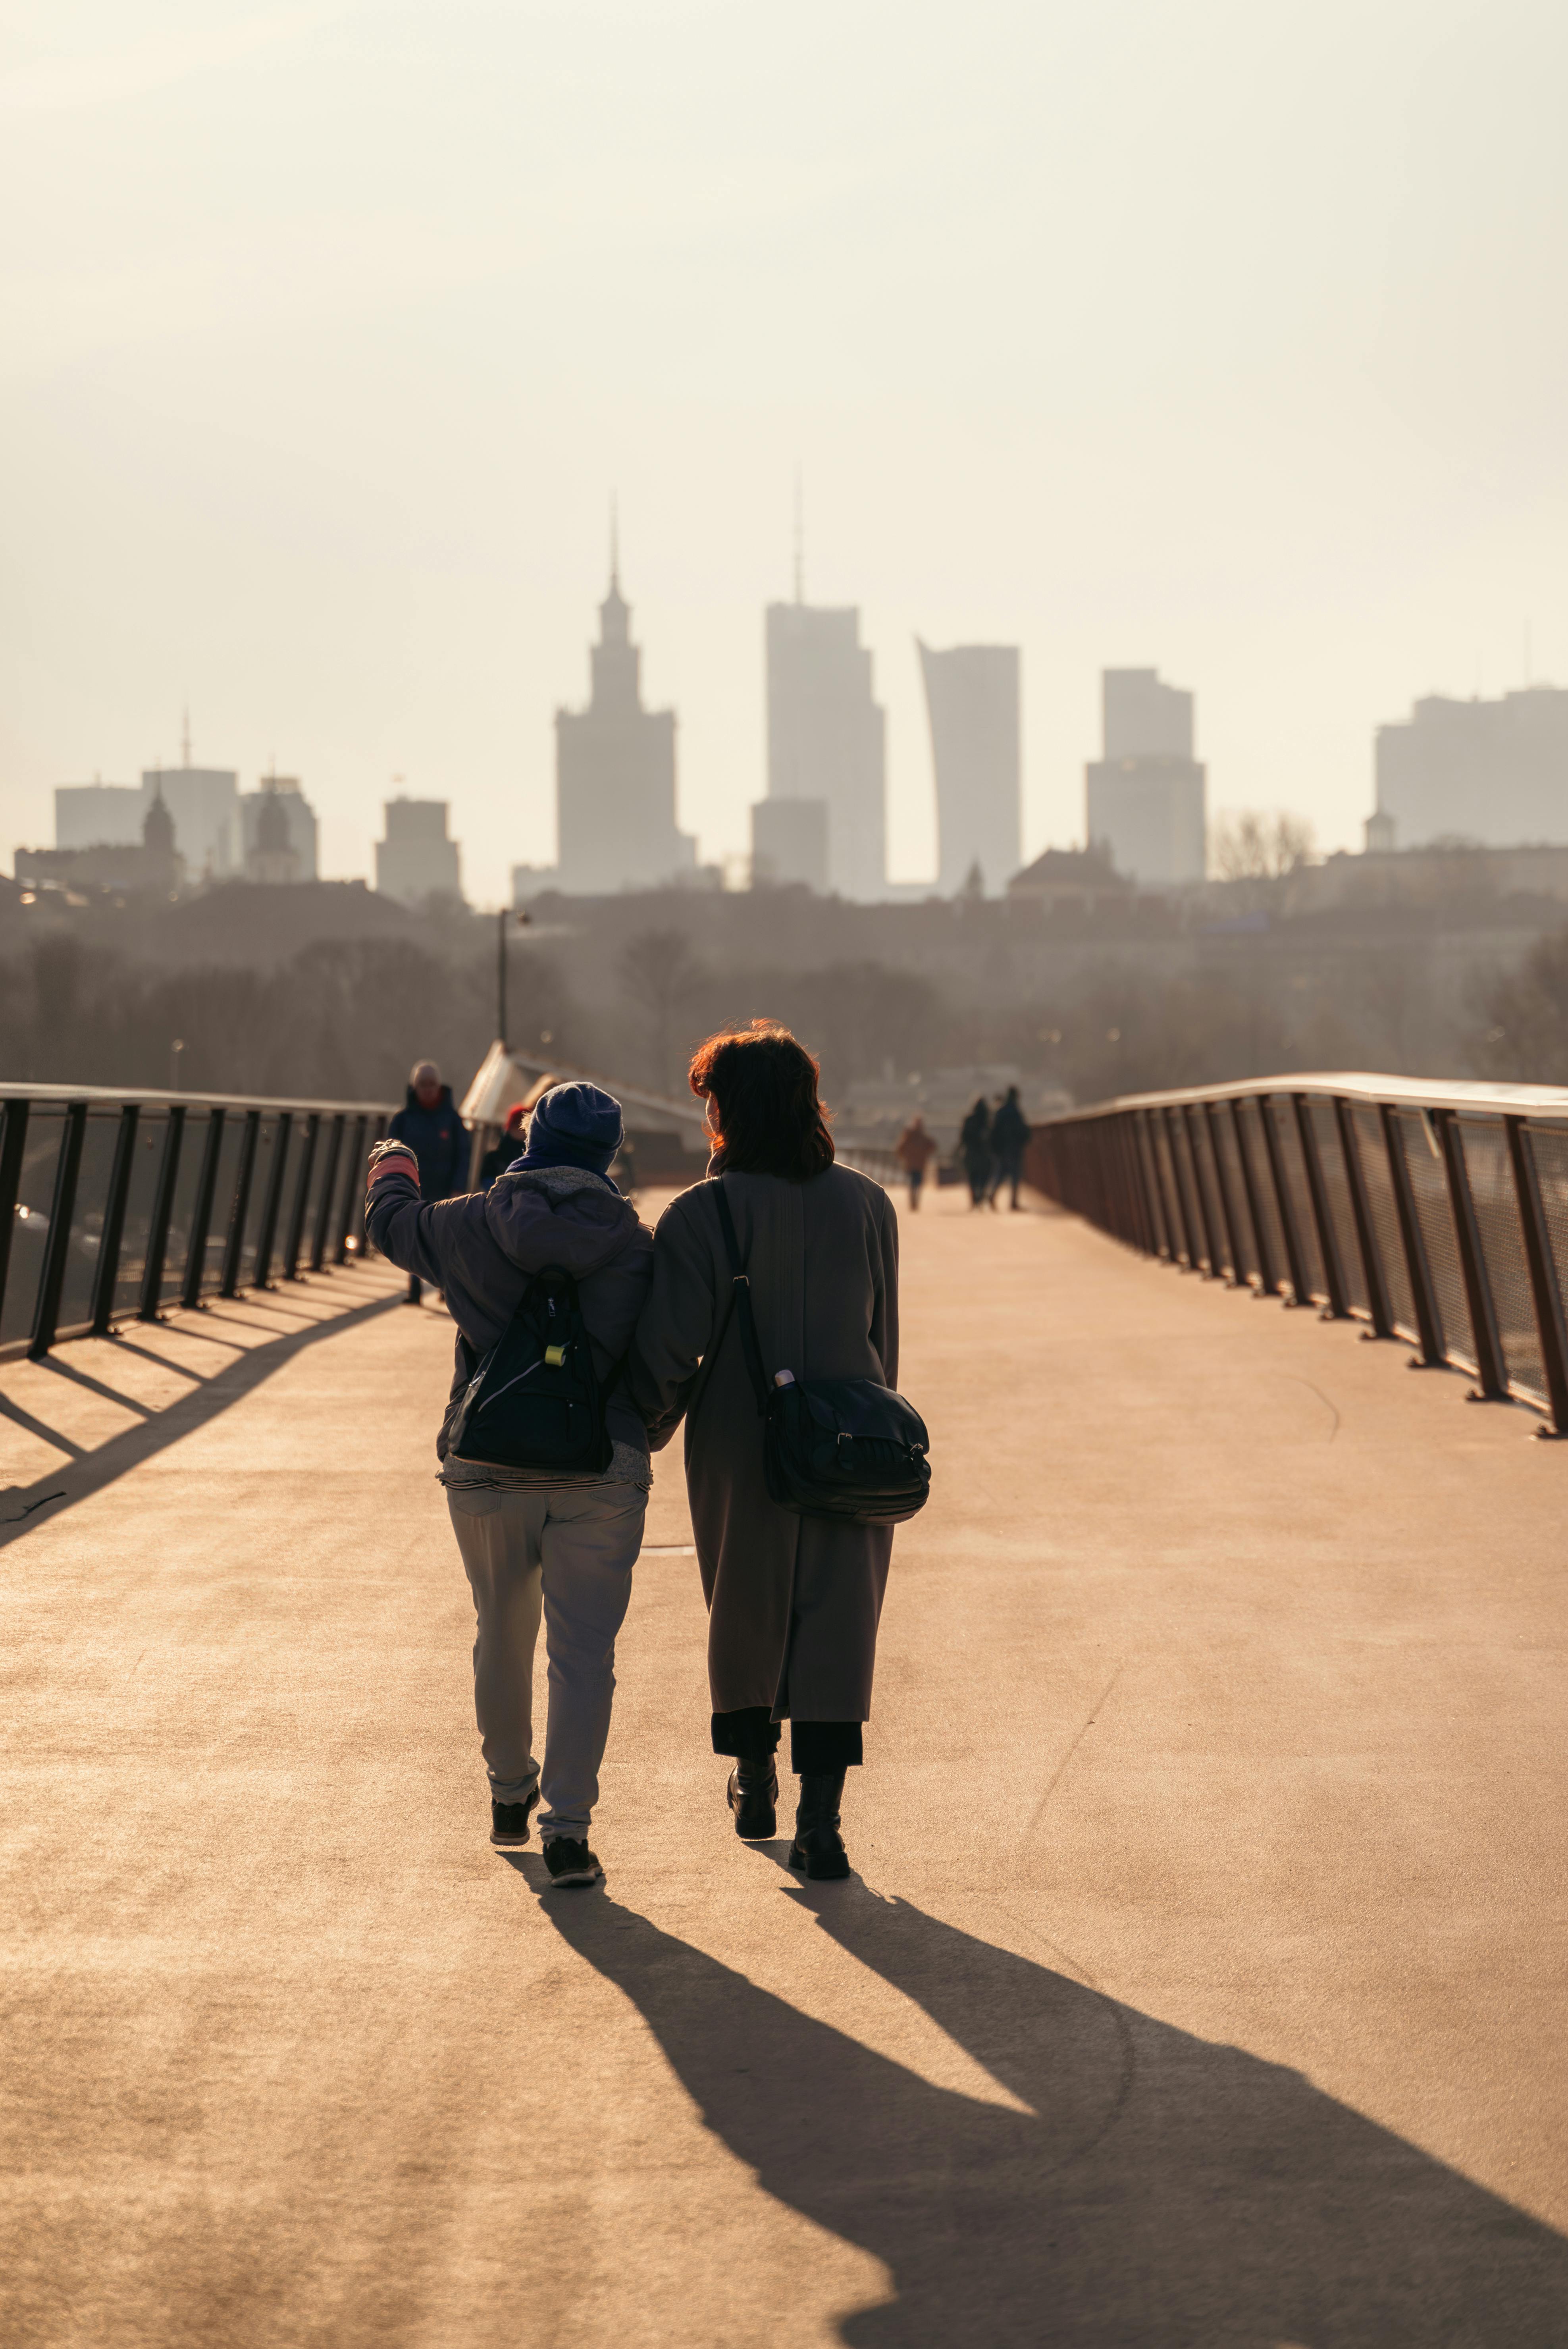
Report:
1029,1073,1568,1437
0,1084,395,1362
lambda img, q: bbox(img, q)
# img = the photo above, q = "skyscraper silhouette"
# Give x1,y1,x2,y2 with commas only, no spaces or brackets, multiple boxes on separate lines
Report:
763,601,886,900
917,640,1021,895
556,557,697,893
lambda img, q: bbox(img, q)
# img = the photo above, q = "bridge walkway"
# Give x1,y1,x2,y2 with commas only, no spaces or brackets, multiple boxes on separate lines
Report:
3,1188,1566,2345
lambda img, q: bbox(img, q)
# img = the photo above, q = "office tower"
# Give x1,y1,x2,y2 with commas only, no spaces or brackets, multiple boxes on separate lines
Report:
917,641,1021,896
751,796,828,890
54,782,144,850
1374,687,1568,850
376,798,462,905
139,765,240,879
21,784,184,894
765,602,886,900
555,561,697,893
239,776,319,882
1085,668,1206,884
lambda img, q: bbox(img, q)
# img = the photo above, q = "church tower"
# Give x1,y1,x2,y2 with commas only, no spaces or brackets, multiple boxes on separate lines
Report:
554,541,697,894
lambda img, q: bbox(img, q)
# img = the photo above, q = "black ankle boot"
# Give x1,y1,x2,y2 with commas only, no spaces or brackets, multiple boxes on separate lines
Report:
788,1770,850,1880
727,1756,778,1841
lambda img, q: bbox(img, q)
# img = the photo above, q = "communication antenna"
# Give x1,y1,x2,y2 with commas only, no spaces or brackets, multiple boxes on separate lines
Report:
181,707,191,767
793,468,803,604
1525,618,1533,686
610,491,620,591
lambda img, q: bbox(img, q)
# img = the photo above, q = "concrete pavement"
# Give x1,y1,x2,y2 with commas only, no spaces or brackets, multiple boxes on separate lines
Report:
2,1186,1566,2344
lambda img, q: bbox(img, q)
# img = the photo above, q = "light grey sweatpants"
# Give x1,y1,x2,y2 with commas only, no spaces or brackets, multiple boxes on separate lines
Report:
446,1480,646,1843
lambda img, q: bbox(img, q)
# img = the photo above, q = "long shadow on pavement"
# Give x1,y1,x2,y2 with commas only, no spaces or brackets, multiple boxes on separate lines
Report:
0,1283,404,1551
531,1862,1568,2345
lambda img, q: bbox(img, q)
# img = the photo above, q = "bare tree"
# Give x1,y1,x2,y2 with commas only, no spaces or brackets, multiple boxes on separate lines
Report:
1210,809,1317,883
617,927,710,1093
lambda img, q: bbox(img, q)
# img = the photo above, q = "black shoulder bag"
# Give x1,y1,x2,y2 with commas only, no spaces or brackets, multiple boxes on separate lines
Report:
708,1181,930,1526
447,1263,618,1473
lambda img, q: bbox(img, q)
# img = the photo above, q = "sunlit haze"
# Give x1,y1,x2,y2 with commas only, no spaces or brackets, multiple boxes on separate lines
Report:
4,0,1565,902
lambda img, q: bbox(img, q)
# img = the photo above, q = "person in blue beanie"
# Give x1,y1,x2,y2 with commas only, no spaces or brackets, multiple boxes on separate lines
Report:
365,1081,653,1888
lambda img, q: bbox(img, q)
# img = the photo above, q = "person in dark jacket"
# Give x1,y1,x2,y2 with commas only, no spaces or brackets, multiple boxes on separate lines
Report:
386,1060,468,1301
988,1085,1032,1211
958,1096,992,1208
366,1081,654,1888
478,1101,530,1189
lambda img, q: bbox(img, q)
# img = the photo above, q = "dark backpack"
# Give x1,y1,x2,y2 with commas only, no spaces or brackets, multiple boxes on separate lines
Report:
705,1181,931,1527
446,1263,616,1473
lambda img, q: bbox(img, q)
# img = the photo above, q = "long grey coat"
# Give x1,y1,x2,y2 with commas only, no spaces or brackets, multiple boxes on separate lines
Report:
630,1166,900,1723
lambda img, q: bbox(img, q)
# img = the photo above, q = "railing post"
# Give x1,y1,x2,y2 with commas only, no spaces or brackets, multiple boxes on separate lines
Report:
334,1115,366,1264
1179,1104,1223,1278
1134,1112,1168,1259
140,1107,186,1322
1258,1094,1312,1305
221,1112,262,1298
347,1116,386,1259
1333,1096,1393,1339
310,1115,346,1273
1435,1110,1507,1401
1229,1099,1278,1297
181,1109,226,1310
1159,1106,1197,1268
1292,1093,1350,1319
1379,1102,1444,1366
90,1104,140,1336
29,1102,87,1358
0,1099,31,1336
1504,1116,1568,1436
1120,1116,1154,1254
250,1113,292,1291
282,1112,320,1279
1200,1100,1246,1287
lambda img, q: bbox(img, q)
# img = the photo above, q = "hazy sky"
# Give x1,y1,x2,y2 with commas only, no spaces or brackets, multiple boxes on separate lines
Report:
4,0,1566,902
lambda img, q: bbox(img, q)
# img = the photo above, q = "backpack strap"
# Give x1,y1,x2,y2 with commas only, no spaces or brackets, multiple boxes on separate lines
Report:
709,1179,774,1417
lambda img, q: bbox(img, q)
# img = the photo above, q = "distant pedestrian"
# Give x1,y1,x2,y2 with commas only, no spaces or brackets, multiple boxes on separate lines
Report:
958,1096,992,1208
988,1086,1031,1212
365,1081,654,1886
387,1060,466,1301
479,1101,530,1189
894,1113,940,1211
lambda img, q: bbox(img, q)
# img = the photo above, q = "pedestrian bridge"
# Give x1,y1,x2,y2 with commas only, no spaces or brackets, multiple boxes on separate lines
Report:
3,1082,1567,2344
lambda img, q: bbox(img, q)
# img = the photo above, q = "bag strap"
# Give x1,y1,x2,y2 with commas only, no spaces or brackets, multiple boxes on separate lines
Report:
710,1180,774,1417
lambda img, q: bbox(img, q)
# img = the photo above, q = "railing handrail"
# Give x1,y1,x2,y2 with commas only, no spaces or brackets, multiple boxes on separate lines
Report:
0,1081,397,1114
1036,1070,1568,1125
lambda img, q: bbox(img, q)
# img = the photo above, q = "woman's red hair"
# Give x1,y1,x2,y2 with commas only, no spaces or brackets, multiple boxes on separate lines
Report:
688,1021,834,1181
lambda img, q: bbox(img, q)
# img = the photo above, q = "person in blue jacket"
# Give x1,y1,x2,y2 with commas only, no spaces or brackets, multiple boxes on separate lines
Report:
386,1060,466,1301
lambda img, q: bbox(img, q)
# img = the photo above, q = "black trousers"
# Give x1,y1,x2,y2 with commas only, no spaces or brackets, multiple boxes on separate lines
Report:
712,1706,863,1773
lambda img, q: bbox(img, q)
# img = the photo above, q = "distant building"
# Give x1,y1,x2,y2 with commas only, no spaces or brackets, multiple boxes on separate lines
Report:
1373,687,1568,850
1007,843,1134,912
138,766,239,879
240,776,318,883
55,782,144,850
21,782,184,895
555,562,697,893
1085,668,1206,884
917,642,1021,896
751,796,828,891
765,602,886,900
376,798,462,905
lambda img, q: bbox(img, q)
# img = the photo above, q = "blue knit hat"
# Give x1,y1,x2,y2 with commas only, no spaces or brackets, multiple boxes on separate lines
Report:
517,1081,624,1177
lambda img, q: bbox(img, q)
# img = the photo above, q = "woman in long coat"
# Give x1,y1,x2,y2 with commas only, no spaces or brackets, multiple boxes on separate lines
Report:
630,1022,900,1880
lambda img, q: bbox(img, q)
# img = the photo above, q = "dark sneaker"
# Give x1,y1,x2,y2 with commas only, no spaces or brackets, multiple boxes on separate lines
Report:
489,1788,540,1848
727,1760,778,1841
543,1836,604,1888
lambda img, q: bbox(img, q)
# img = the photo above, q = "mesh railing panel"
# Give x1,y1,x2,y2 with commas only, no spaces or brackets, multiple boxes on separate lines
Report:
242,1116,291,1284
1212,1104,1258,1285
1395,1109,1474,1369
192,1114,249,1299
56,1111,126,1333
1188,1111,1233,1279
1458,1117,1545,1406
1267,1097,1326,1304
1307,1098,1365,1315
1352,1106,1416,1340
159,1111,214,1303
1151,1117,1188,1264
1,1111,65,1347
1526,1125,1568,1337
1236,1097,1289,1293
1136,1120,1169,1258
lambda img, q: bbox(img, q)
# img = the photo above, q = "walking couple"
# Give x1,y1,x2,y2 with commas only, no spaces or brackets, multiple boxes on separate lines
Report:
366,1023,903,1890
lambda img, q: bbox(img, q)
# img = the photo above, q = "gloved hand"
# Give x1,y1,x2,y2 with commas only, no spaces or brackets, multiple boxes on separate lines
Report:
367,1138,419,1187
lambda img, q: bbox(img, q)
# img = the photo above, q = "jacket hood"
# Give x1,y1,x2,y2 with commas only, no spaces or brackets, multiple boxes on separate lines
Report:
482,1163,642,1280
